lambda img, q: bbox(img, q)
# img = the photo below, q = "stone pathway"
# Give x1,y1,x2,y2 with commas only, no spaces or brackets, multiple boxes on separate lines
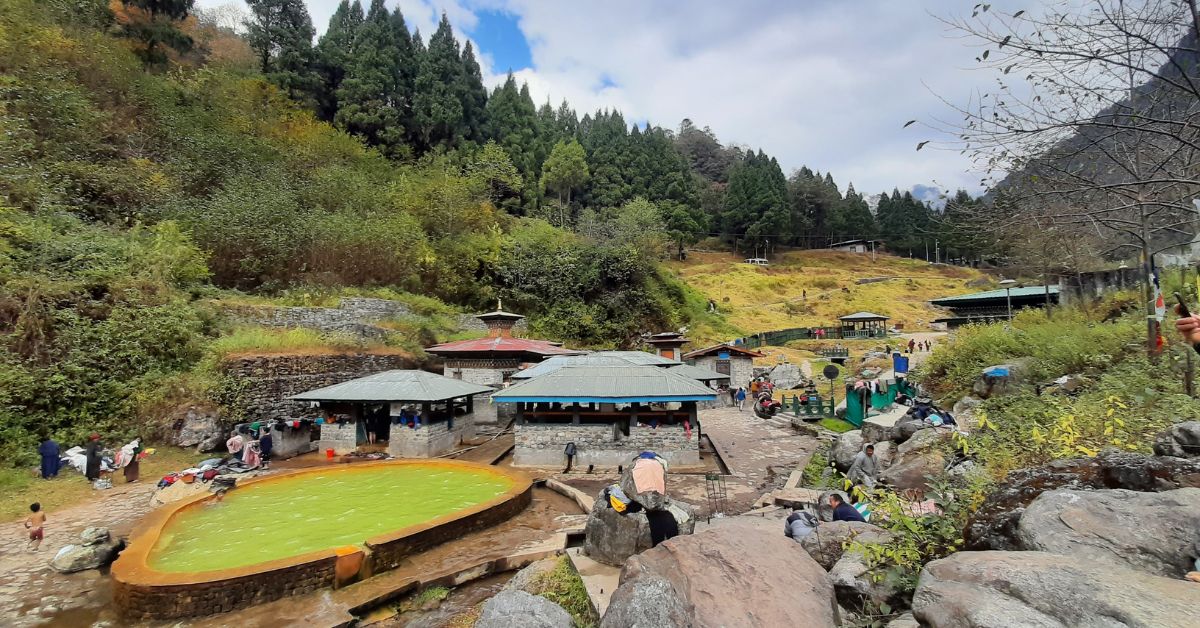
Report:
0,479,160,627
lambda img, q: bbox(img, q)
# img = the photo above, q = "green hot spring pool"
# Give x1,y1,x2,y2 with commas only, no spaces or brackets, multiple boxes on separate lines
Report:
148,464,517,573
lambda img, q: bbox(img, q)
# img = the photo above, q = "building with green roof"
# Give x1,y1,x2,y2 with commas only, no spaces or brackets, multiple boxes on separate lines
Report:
930,285,1059,327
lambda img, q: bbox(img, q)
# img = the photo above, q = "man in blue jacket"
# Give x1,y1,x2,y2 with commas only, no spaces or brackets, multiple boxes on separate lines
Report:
828,492,866,523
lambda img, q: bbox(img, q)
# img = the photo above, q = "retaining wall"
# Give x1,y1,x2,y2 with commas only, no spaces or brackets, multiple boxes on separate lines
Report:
387,416,476,458
513,423,699,467
220,352,416,424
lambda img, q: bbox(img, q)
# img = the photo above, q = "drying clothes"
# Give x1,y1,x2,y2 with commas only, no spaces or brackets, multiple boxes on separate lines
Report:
242,442,262,468
632,457,666,496
646,510,679,546
226,434,245,455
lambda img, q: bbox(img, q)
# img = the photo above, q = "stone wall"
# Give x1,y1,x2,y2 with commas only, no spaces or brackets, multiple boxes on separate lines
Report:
693,354,755,389
114,553,339,620
514,423,699,467
268,424,315,459
388,416,476,458
220,353,416,425
441,365,514,425
317,421,358,455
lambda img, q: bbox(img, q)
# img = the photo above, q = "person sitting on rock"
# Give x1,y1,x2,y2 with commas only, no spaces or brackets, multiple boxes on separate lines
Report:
847,444,879,490
829,493,866,523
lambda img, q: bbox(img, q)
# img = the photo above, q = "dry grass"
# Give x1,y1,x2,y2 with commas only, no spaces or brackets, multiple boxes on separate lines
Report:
0,445,203,522
667,250,989,333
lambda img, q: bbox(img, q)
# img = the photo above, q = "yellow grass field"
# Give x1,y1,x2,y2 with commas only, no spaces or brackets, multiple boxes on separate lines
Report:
669,250,990,337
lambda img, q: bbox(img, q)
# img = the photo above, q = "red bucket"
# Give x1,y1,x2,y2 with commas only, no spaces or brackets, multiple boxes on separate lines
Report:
325,448,335,459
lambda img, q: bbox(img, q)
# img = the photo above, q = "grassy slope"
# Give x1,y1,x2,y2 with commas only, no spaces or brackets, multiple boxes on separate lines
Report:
668,250,989,338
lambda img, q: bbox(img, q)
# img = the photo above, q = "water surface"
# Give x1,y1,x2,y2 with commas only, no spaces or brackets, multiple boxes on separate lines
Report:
148,465,515,573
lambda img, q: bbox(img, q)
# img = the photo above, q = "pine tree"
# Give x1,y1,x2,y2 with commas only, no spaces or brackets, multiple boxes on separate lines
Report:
334,0,405,155
459,41,488,144
245,0,318,103
485,74,540,211
541,139,590,224
388,7,417,136
314,0,363,121
412,13,466,151
119,0,196,64
580,110,631,207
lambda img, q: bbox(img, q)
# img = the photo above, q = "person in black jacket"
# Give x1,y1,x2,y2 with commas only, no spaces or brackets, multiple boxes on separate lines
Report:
828,493,866,523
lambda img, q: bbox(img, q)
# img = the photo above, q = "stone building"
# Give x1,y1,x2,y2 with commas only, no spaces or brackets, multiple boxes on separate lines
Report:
493,365,717,468
644,331,689,360
426,309,582,425
290,370,491,457
681,343,764,389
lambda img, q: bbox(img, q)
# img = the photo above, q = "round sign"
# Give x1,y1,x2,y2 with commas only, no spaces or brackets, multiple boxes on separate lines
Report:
822,364,840,380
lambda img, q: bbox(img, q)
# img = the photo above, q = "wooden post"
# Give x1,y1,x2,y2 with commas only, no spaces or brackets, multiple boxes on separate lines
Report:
516,403,525,425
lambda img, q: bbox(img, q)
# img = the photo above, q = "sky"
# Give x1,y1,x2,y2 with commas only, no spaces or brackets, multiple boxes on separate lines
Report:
197,0,1014,197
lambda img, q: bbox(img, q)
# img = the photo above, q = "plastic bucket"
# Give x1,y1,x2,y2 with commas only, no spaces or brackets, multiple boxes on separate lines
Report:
326,448,335,459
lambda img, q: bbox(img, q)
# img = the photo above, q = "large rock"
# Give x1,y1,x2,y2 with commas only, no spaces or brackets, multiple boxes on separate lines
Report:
79,526,110,546
1016,487,1200,578
897,426,953,457
1153,421,1200,458
618,462,667,511
912,551,1200,627
601,520,838,628
583,488,696,567
831,552,906,611
971,359,1031,399
768,362,804,390
476,590,572,628
965,449,1200,550
173,404,223,452
832,431,865,471
51,543,120,573
861,421,893,445
801,521,894,570
877,427,952,490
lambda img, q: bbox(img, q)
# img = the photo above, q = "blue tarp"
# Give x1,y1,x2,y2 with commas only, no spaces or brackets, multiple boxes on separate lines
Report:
892,353,910,374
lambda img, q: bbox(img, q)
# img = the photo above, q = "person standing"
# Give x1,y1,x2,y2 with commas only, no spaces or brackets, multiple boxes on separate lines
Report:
736,387,747,411
907,339,916,353
564,442,577,473
38,435,60,480
121,438,142,483
84,434,102,482
259,428,273,470
25,503,45,552
727,386,737,406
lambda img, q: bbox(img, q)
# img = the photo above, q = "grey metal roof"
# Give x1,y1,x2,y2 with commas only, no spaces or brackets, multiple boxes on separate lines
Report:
592,350,680,366
511,354,637,380
930,285,1060,305
289,370,492,403
493,365,718,402
668,363,730,381
839,311,890,321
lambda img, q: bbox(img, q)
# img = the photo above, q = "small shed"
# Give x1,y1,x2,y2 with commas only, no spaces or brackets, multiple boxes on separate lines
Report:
839,312,890,339
290,370,491,457
681,343,765,388
829,239,883,254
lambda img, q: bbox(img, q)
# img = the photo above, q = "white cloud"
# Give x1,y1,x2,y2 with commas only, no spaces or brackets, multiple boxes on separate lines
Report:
198,0,1017,194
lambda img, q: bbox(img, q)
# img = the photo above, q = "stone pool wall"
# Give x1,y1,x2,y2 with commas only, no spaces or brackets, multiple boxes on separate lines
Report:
112,460,532,621
113,553,342,620
513,423,700,467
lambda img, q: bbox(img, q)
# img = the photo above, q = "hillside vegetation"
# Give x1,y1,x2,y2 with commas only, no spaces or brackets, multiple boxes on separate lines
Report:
670,250,988,336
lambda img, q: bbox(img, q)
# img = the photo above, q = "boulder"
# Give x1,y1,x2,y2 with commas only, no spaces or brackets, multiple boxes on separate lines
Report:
832,431,865,471
801,521,894,570
897,426,953,457
971,359,1031,399
912,551,1200,628
964,449,1200,550
80,527,110,546
861,421,893,445
1153,421,1200,458
1016,488,1200,578
1041,373,1089,396
601,519,838,628
873,441,895,472
768,362,804,390
891,418,927,444
886,613,920,628
619,460,666,511
476,590,572,628
951,395,983,420
879,451,945,491
51,542,120,573
173,404,223,452
583,488,696,567
831,552,906,611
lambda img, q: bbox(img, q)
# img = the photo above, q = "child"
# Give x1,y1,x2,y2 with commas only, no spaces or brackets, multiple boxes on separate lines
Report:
25,503,45,552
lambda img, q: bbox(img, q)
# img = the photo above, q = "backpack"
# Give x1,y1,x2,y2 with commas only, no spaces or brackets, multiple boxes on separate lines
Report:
565,442,577,456
606,484,633,513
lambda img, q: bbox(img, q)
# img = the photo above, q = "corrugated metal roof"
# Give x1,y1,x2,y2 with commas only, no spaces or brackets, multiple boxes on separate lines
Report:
930,285,1060,305
668,363,730,381
493,365,718,403
681,343,765,359
289,370,492,403
511,354,637,380
839,311,890,321
425,336,584,356
592,350,680,365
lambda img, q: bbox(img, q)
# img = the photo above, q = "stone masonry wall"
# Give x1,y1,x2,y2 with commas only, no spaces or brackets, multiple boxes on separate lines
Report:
317,422,358,455
514,423,699,467
388,416,476,458
442,365,514,425
220,353,416,425
114,555,338,620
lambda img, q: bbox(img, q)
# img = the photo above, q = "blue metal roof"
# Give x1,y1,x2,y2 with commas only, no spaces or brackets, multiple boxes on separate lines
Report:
493,365,717,403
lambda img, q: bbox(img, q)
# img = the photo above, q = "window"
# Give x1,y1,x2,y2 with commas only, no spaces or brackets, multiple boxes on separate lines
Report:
715,359,731,375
